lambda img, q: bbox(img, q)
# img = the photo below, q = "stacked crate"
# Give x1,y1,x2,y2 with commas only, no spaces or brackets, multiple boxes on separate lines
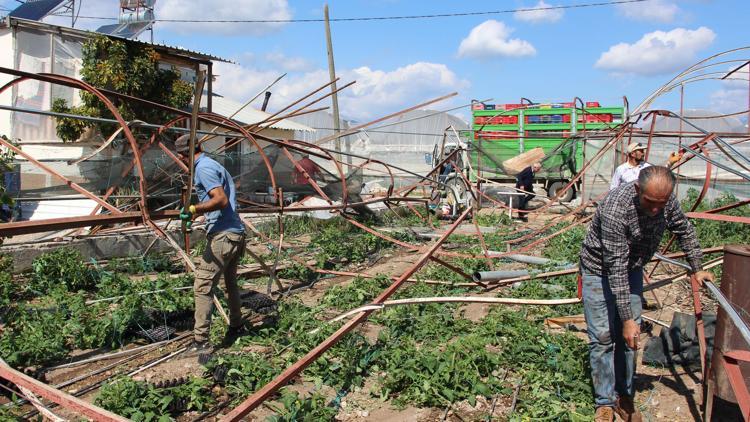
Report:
469,101,624,178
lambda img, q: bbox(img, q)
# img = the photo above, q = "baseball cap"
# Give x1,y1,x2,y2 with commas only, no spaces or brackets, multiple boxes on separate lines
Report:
174,134,191,153
627,142,647,154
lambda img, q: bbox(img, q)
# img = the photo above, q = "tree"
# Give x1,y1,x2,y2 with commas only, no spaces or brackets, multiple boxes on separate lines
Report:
52,35,193,142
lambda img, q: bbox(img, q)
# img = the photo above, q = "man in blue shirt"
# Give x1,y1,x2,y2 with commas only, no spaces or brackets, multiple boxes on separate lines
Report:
175,135,247,354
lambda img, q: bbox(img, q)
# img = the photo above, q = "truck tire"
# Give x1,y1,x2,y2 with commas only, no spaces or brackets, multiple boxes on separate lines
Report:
547,181,574,202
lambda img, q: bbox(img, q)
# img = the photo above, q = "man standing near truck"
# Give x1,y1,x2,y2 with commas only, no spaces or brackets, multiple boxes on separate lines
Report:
580,166,713,422
515,162,541,221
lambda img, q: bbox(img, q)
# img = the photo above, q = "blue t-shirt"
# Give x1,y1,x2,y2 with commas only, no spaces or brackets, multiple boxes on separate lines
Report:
193,154,244,234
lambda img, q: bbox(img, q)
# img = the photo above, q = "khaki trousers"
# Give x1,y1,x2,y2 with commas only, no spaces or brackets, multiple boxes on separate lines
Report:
193,231,245,342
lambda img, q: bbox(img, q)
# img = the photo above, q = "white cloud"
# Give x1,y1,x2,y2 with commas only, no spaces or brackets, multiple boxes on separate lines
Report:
514,1,564,23
595,27,716,76
213,61,469,122
710,64,749,114
263,52,314,73
616,0,679,23
156,0,292,36
458,20,536,59
340,63,470,121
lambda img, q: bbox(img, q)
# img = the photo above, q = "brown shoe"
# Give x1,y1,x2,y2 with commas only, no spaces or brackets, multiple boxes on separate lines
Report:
595,406,614,422
615,396,643,422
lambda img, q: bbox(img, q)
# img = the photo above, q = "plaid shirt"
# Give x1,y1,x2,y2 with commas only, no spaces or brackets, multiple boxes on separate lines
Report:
580,182,703,321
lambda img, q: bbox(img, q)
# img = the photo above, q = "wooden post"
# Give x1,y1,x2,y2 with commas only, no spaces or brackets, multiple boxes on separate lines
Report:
324,4,346,169
184,70,206,253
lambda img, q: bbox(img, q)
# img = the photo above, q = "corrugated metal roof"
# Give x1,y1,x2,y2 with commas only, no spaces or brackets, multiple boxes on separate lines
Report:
3,17,232,63
203,94,315,132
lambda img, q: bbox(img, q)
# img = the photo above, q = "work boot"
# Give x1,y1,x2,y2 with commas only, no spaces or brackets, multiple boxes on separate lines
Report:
222,325,250,346
615,396,643,422
594,406,614,422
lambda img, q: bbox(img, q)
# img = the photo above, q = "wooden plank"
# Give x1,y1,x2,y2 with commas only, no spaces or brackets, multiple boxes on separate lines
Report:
0,360,128,422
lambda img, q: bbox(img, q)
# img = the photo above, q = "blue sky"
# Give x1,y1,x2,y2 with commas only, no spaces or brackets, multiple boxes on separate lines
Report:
2,0,749,123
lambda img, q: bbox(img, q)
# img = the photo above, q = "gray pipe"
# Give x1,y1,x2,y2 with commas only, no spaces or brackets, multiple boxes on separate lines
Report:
473,269,529,283
473,263,577,283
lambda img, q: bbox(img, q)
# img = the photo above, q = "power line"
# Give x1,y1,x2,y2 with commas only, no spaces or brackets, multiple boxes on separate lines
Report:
54,0,650,23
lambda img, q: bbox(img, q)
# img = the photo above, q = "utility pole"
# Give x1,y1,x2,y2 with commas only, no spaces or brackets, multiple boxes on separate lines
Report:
324,4,346,169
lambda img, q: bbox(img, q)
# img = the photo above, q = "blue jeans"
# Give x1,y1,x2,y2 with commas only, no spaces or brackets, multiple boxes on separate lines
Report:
582,268,643,408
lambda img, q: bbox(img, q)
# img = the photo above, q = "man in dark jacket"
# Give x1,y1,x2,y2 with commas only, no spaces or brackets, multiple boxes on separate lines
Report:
515,162,541,220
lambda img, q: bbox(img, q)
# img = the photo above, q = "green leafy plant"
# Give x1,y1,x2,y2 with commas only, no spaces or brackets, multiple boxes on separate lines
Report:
475,211,512,227
320,275,391,311
266,390,337,422
0,254,18,309
0,304,69,367
95,377,172,421
30,247,97,293
52,35,193,142
311,224,390,268
204,353,277,398
543,224,586,263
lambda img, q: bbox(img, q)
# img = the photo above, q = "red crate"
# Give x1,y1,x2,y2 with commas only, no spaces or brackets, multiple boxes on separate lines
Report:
473,116,486,125
563,115,571,123
504,103,523,110
562,102,575,108
472,103,485,110
477,130,517,139
585,101,600,108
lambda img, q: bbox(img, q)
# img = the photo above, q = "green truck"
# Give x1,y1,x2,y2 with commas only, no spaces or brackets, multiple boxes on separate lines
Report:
465,100,625,201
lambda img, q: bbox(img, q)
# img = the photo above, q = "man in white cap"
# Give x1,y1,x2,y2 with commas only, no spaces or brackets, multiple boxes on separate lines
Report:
610,143,649,190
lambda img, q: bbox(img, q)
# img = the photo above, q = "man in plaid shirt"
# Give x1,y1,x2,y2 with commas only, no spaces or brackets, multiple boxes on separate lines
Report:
580,166,714,422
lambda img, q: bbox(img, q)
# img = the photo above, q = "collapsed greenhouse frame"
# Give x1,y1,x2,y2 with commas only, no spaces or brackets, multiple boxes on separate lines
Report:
0,48,749,421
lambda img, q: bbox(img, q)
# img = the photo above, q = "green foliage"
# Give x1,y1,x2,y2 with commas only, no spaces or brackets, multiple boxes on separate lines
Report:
191,239,207,258
30,247,97,294
310,223,390,269
277,262,319,283
475,211,512,227
96,377,214,420
96,377,171,421
52,35,193,142
543,224,587,263
106,254,176,274
380,206,436,228
0,254,18,309
266,390,337,422
0,400,21,421
320,275,391,311
204,353,278,398
416,257,489,283
166,377,215,412
681,189,750,249
374,334,505,407
0,304,69,367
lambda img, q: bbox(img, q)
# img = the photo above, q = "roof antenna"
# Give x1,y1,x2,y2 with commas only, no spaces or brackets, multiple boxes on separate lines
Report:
261,91,272,112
